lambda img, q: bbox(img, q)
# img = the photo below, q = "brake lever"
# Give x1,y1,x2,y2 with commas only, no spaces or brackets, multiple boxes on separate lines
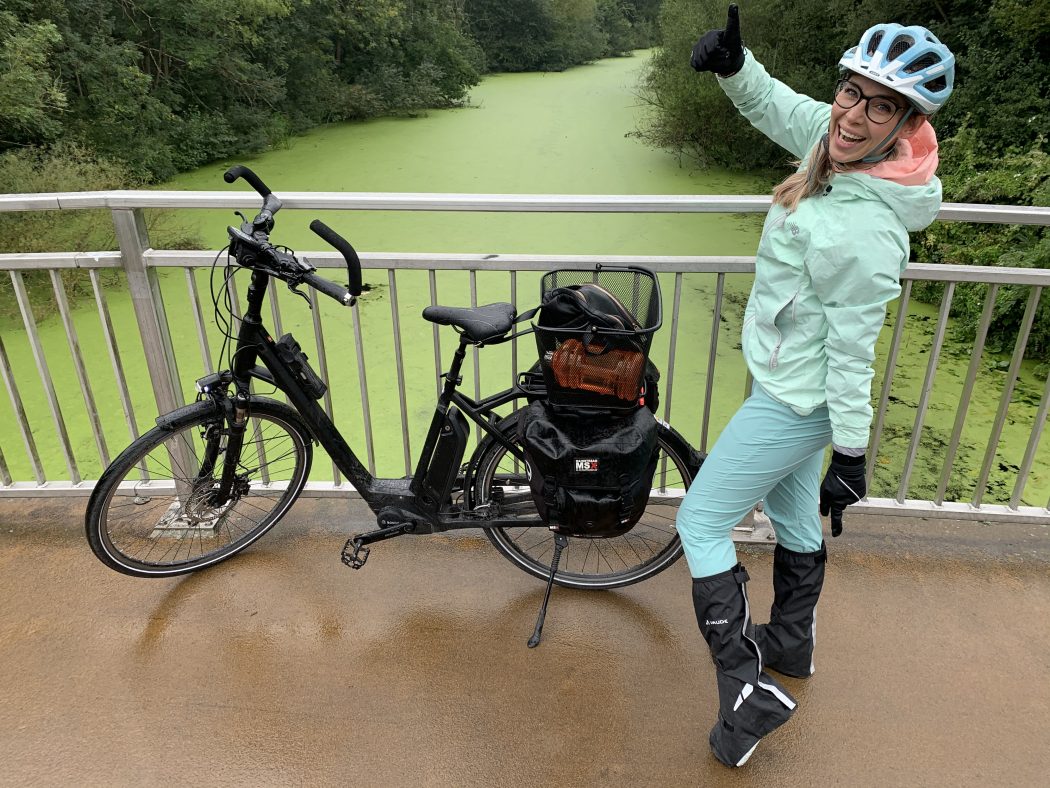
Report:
287,281,313,308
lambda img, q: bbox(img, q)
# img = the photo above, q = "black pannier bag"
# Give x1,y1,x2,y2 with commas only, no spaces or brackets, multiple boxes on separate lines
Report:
519,399,660,538
521,266,663,537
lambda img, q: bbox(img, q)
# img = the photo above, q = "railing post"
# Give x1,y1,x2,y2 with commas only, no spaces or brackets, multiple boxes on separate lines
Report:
112,208,195,497
112,208,184,415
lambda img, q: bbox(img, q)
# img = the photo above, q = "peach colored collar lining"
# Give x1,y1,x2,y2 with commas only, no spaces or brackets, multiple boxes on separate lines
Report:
863,120,939,186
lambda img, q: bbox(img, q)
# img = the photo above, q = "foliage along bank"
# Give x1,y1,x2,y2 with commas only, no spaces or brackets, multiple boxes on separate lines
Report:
638,0,1050,361
1,0,659,182
0,0,658,320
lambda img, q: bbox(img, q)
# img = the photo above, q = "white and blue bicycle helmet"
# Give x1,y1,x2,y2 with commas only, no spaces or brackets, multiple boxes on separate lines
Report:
839,23,955,114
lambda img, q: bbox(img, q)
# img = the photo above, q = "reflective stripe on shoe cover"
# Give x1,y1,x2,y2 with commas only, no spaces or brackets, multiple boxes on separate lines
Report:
809,609,817,675
740,568,796,710
733,683,754,711
739,577,764,673
736,741,760,767
757,679,797,710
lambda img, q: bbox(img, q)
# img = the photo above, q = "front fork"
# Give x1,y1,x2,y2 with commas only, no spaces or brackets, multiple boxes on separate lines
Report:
184,268,273,508
194,371,253,508
207,391,251,506
206,279,266,506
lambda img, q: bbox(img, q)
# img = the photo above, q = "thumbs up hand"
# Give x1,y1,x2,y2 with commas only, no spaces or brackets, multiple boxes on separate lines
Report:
690,4,746,76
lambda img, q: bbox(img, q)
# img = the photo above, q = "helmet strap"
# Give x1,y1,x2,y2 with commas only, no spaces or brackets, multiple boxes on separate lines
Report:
859,107,914,164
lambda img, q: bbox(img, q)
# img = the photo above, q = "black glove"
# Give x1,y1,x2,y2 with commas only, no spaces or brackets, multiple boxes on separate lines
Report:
819,451,867,537
690,4,746,76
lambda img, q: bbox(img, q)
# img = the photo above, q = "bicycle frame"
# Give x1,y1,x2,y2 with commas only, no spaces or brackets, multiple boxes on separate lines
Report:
215,267,541,534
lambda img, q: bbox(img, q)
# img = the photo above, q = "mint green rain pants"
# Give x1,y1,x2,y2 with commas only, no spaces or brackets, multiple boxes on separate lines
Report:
676,384,833,578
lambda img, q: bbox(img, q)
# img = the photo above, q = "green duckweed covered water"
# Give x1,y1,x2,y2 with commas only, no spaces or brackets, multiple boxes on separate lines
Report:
1,53,1047,507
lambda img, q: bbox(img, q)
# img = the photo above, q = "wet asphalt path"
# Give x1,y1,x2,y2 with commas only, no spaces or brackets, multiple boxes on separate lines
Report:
1,497,1048,786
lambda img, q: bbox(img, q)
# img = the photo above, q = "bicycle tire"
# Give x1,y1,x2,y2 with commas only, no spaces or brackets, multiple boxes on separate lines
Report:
467,409,696,590
85,397,312,577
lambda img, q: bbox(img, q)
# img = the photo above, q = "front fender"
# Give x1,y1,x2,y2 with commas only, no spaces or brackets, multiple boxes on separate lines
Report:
154,399,221,431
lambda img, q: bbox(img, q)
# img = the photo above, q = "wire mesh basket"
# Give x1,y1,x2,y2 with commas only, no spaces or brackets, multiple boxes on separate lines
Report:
534,266,662,408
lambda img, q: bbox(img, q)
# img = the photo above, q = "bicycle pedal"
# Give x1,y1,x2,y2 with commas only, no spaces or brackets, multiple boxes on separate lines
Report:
341,537,370,569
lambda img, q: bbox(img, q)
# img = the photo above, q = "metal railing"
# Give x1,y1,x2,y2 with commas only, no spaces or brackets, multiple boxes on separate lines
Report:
1,191,1048,526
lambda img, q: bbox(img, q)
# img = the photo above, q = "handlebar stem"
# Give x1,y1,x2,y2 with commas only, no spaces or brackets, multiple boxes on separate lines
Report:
243,269,270,322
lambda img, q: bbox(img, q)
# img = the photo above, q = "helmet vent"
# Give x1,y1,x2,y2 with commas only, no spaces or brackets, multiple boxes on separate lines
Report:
887,36,915,61
925,75,948,92
867,31,884,55
905,53,940,73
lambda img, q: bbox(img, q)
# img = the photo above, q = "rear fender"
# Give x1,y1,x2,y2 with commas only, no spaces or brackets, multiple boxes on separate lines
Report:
656,418,705,480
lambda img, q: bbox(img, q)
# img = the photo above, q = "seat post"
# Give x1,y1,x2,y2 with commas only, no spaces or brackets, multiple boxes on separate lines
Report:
439,337,471,405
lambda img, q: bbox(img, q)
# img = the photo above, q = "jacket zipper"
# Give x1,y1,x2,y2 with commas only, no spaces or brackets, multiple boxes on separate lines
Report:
769,292,799,371
756,212,797,371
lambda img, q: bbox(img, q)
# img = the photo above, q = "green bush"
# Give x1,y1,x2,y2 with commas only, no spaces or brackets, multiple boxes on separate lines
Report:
0,144,201,324
913,135,1050,359
465,0,656,72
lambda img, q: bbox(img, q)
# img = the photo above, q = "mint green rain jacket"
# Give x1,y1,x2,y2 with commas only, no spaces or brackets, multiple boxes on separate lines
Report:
718,52,942,450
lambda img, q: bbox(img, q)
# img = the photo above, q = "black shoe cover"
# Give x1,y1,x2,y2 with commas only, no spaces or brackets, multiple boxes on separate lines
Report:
693,564,797,767
753,542,827,678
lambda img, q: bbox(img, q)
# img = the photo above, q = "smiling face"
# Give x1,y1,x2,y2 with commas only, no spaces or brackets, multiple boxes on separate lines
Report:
829,72,925,163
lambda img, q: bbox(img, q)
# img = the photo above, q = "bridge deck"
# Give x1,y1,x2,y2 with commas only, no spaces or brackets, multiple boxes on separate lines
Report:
1,498,1047,786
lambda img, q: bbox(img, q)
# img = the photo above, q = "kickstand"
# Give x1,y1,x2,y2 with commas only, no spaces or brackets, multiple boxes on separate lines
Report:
527,533,569,648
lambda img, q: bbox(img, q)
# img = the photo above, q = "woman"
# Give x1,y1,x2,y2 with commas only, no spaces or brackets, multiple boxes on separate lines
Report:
678,4,955,767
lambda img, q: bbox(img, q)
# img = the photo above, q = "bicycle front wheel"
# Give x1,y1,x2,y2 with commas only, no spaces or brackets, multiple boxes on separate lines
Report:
86,397,312,577
468,409,695,590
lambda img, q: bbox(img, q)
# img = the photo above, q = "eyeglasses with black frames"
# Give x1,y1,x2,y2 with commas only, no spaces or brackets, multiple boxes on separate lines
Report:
833,79,905,124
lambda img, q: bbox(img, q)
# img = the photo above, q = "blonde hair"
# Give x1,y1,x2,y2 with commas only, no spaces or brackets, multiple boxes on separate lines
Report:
772,135,897,212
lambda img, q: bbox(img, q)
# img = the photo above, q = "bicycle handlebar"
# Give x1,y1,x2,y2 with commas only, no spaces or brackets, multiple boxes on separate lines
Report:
302,270,354,305
224,165,271,196
225,165,283,226
309,220,363,296
224,165,361,307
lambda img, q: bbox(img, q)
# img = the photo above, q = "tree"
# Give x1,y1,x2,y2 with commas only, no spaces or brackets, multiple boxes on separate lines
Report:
465,0,557,71
1,1,484,179
0,12,67,147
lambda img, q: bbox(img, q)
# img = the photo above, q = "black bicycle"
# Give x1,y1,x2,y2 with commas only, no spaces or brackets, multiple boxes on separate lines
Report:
85,167,703,638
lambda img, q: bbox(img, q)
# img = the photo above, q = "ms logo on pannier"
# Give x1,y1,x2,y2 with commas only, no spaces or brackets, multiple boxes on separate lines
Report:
520,402,659,538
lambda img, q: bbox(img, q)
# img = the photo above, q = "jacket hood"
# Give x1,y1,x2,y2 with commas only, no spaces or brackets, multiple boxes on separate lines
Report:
858,171,942,231
867,119,939,186
841,120,942,231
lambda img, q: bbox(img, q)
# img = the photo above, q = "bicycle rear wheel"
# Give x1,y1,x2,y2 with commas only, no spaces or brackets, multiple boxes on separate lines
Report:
85,397,312,577
467,409,695,590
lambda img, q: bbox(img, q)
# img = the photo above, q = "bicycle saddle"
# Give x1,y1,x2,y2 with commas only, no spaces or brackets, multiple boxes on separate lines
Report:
422,302,516,343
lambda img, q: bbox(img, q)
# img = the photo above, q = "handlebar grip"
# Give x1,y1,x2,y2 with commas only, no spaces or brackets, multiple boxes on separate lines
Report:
309,219,362,296
224,165,272,197
302,271,353,306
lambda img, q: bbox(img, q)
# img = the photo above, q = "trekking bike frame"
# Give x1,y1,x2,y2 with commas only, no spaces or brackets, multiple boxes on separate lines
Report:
86,164,700,637
214,266,541,537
